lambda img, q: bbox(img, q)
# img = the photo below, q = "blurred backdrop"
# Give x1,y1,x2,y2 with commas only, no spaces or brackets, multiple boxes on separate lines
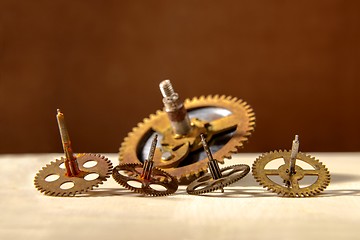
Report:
0,0,359,153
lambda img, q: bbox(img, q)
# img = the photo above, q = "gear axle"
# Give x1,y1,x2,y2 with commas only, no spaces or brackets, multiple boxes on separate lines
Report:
34,109,112,197
186,134,250,195
119,80,255,184
252,135,331,197
113,135,178,196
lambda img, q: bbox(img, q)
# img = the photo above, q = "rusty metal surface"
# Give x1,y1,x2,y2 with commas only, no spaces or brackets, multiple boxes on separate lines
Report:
113,135,178,196
119,95,255,184
252,150,330,197
112,163,178,196
34,153,113,197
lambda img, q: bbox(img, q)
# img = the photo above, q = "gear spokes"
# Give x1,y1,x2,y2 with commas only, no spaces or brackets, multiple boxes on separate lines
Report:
113,135,178,196
186,134,250,195
252,135,330,197
34,110,112,197
119,80,255,184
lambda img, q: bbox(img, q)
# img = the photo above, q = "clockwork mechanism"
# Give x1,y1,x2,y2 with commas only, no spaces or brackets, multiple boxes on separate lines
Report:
119,80,255,184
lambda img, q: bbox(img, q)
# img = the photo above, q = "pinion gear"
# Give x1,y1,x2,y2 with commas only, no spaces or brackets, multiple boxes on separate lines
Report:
119,95,255,184
252,150,330,197
34,153,112,197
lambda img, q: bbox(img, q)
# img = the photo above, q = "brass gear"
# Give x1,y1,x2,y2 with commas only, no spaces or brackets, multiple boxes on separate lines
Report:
34,153,113,197
112,163,178,197
186,164,250,195
119,95,255,184
252,150,330,197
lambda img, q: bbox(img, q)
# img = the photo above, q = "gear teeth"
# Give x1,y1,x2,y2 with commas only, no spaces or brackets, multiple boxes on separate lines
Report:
119,94,255,183
34,153,112,197
217,95,225,100
225,95,232,101
252,150,331,198
187,164,250,195
112,163,178,197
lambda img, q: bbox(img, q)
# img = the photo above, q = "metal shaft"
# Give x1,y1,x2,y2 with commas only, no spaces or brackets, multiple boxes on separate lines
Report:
141,135,158,180
200,134,223,180
56,109,80,176
289,135,299,175
159,80,191,135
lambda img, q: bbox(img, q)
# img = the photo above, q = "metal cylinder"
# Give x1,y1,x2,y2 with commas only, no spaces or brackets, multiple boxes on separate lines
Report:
56,109,80,176
159,80,191,135
289,135,299,174
208,160,223,180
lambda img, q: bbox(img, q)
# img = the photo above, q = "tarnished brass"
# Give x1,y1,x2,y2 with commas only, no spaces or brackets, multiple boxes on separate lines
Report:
119,84,255,184
186,134,250,195
252,136,331,197
34,110,112,197
34,153,112,196
113,135,178,196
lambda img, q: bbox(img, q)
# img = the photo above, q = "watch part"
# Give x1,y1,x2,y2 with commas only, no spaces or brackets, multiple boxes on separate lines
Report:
186,164,250,195
252,136,330,197
113,135,178,196
119,82,255,184
186,134,250,195
34,153,113,196
34,109,112,196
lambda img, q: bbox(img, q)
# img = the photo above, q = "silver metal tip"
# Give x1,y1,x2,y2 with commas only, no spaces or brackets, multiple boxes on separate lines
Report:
159,79,175,97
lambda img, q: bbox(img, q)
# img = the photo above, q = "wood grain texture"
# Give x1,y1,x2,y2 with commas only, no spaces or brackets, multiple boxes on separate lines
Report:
0,1,360,153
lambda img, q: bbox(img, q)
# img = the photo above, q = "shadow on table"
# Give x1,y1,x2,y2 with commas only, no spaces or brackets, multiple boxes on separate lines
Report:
330,173,360,183
198,188,275,198
77,188,139,197
196,188,360,198
74,173,360,198
319,189,360,197
75,187,360,198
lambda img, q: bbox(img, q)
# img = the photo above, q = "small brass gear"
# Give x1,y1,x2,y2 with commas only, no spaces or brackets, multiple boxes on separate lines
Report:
34,153,113,197
112,163,178,197
187,164,250,195
252,150,330,197
119,95,255,184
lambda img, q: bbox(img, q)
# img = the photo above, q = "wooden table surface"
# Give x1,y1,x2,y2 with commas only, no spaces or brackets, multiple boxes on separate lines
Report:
1,153,359,240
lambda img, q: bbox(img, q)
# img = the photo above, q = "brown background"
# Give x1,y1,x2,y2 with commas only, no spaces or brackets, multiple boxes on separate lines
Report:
0,0,359,153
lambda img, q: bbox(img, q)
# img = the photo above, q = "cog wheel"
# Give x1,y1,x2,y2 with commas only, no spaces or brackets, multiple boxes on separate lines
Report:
252,150,330,197
34,153,113,197
112,163,178,196
187,164,250,195
119,95,255,184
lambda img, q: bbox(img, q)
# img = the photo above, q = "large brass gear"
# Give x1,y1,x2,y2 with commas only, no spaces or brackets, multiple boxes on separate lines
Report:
119,95,255,184
252,150,330,197
34,153,113,197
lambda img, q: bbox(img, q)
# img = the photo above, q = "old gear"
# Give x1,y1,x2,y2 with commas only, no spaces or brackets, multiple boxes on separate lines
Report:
34,110,112,197
119,95,255,184
187,164,250,195
113,135,178,196
113,163,178,196
34,153,112,196
187,134,250,195
252,150,330,197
